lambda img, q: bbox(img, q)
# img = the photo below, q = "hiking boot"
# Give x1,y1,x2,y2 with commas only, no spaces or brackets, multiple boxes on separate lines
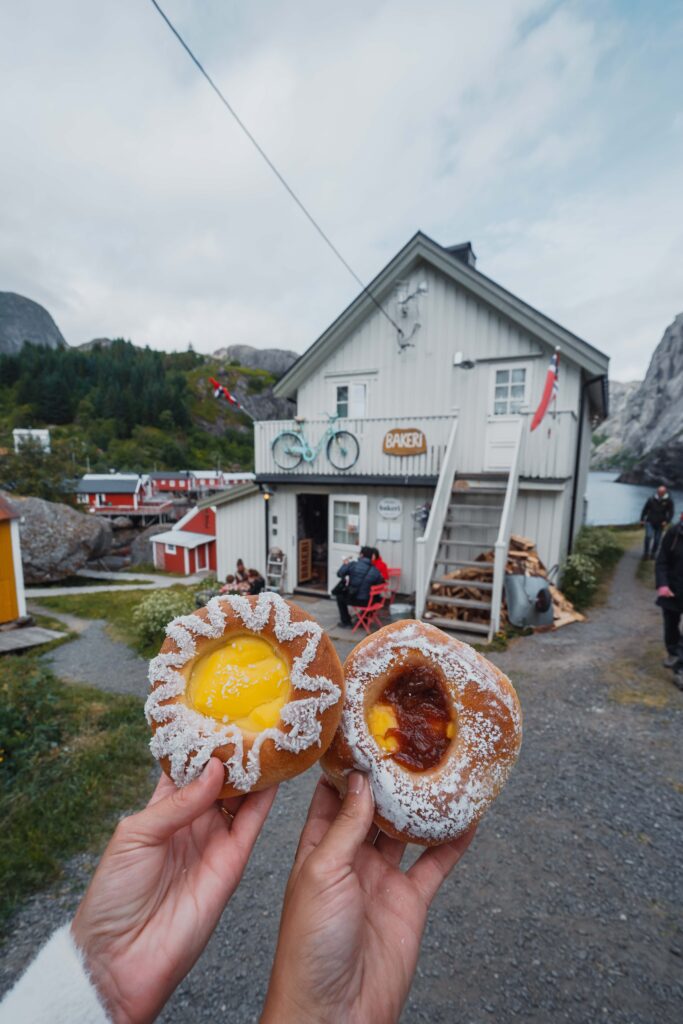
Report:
673,670,683,692
663,654,679,669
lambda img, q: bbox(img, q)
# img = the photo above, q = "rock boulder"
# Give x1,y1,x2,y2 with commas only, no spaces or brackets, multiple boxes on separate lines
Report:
130,523,169,566
3,493,112,583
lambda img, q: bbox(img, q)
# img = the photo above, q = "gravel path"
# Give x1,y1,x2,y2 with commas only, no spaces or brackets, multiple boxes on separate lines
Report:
3,545,682,1022
38,612,149,697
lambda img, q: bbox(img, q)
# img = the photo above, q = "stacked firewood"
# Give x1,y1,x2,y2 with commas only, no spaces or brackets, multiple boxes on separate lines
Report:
426,534,585,630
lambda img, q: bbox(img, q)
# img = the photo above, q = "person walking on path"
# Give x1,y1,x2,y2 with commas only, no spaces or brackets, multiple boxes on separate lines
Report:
655,510,683,690
640,485,674,559
334,545,383,627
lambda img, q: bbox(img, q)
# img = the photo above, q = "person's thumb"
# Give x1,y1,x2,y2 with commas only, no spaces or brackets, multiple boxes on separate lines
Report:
315,772,374,869
125,757,226,844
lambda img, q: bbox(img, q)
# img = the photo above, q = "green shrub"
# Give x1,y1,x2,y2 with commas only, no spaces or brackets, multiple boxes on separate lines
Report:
133,589,196,648
574,527,622,569
561,553,599,609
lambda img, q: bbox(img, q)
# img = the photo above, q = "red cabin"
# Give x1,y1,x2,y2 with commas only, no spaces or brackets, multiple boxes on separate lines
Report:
151,505,216,575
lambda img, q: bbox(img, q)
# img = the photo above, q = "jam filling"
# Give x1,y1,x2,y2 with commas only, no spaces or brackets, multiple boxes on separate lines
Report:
378,665,453,771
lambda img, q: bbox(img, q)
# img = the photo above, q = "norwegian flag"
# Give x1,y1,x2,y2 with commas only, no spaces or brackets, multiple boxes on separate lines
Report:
208,377,253,420
530,349,560,432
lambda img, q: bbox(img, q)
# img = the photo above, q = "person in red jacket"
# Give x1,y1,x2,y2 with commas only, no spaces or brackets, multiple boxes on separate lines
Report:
371,547,389,580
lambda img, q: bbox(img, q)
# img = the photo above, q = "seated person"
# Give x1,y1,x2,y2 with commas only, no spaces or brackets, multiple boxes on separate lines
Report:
236,558,249,582
335,545,383,627
219,573,239,595
371,546,389,580
247,568,266,595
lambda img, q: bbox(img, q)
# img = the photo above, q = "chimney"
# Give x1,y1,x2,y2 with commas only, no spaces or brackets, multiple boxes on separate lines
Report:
445,242,476,269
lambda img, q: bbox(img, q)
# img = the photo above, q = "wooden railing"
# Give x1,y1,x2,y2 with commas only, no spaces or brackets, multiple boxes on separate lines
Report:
255,415,454,478
414,419,459,619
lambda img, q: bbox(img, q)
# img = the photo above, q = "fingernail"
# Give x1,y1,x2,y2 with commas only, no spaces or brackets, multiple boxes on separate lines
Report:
348,771,365,795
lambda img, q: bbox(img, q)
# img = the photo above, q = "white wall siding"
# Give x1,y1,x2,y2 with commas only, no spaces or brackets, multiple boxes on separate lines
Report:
216,492,265,583
512,487,568,570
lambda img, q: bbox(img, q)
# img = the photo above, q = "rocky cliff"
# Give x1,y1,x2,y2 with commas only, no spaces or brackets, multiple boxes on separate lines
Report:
0,292,67,354
590,313,683,487
591,381,641,469
213,344,298,378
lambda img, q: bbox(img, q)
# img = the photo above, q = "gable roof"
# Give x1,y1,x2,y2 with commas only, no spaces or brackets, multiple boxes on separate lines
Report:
274,231,609,400
75,477,141,494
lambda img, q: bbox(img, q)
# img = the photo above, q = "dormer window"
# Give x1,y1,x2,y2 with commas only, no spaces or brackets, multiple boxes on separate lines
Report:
336,382,366,419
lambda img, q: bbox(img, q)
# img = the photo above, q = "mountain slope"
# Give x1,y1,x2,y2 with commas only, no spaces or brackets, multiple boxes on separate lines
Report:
0,292,67,354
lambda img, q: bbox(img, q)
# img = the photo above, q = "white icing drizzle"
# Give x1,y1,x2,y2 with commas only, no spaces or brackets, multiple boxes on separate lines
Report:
144,592,341,791
341,622,522,843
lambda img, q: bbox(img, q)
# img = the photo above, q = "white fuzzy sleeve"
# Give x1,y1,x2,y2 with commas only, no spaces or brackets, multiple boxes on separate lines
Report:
0,924,110,1023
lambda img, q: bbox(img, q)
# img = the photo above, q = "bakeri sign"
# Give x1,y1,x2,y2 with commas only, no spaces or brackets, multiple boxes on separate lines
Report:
382,427,427,456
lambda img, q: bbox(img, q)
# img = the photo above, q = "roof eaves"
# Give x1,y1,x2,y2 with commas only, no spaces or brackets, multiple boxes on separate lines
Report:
273,230,609,398
198,482,260,509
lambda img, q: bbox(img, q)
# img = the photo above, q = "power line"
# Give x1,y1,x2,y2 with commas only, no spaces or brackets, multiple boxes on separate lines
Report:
146,0,404,337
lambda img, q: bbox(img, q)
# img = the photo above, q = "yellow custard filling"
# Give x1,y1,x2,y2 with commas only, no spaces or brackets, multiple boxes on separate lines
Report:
367,704,400,753
187,636,290,733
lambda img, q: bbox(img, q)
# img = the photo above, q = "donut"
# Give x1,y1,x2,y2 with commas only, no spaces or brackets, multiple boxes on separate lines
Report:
321,620,522,846
145,592,344,798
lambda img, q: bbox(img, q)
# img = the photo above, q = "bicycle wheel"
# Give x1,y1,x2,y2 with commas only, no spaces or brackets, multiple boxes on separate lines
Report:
327,430,359,470
272,432,303,469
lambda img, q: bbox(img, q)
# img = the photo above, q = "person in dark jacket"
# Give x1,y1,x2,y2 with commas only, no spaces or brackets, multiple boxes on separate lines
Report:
655,511,683,690
641,485,674,559
335,546,383,627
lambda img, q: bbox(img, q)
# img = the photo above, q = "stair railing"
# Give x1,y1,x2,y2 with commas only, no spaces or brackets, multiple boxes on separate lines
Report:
415,417,459,619
490,418,526,638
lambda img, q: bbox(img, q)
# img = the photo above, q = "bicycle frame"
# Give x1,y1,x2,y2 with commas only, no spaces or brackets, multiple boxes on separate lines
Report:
279,416,340,463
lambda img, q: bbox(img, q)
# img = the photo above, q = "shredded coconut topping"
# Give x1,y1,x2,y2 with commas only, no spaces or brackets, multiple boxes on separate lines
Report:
145,593,341,791
342,622,522,843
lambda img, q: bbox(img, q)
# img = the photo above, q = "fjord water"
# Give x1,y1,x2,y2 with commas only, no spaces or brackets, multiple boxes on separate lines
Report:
586,472,683,526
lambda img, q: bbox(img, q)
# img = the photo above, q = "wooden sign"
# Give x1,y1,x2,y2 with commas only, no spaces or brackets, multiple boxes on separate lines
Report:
383,428,427,456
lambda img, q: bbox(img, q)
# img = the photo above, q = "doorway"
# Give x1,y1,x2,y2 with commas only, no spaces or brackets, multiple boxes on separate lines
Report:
296,494,328,591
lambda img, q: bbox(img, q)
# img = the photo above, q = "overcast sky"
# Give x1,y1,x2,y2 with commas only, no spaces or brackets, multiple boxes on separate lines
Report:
1,0,681,381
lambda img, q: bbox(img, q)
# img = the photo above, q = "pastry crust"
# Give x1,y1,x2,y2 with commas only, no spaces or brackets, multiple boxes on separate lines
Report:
321,620,522,846
146,593,344,798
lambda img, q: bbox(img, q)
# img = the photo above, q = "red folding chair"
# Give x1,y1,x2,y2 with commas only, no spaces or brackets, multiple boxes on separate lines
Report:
352,584,387,633
386,567,401,604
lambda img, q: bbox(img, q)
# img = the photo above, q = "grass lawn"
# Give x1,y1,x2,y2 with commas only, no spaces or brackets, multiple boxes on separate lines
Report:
0,655,153,936
36,586,197,659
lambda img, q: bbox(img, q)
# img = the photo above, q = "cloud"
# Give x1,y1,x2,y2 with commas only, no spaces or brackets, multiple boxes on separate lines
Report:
0,0,680,380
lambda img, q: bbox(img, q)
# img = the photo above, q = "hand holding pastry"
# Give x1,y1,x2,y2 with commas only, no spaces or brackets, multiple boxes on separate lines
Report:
71,759,277,1024
262,773,476,1024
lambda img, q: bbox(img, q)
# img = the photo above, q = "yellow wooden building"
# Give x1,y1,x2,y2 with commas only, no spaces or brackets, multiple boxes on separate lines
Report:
0,496,27,624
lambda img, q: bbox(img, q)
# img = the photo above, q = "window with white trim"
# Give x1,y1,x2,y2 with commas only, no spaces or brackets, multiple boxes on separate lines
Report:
493,367,528,416
165,543,177,554
336,382,366,419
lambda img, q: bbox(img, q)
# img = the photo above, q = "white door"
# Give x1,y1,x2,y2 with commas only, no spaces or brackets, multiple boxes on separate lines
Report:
484,363,530,471
328,494,368,593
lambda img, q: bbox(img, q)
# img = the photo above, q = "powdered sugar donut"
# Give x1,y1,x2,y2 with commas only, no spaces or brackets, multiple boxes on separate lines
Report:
321,620,522,846
145,593,344,798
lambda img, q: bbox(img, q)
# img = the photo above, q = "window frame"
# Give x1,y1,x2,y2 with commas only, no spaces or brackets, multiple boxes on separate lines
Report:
489,361,532,418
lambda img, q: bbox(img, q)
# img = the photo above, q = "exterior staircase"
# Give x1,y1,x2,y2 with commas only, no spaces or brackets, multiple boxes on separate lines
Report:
424,479,506,637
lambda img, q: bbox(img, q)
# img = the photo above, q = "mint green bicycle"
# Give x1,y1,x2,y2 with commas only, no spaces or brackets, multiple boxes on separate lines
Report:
271,414,359,470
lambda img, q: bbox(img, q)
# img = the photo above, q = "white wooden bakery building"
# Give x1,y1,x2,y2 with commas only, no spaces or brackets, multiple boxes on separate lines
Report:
211,232,609,638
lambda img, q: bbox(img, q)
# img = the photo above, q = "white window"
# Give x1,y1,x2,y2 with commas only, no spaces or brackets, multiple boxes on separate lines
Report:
493,367,528,416
336,382,366,419
333,499,361,544
165,543,177,554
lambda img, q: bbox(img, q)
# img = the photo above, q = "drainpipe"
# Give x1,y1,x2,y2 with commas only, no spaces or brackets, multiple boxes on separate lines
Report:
568,374,608,552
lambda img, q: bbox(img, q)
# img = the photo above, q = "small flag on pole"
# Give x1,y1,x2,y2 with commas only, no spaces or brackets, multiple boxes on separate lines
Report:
530,349,560,432
208,377,254,420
